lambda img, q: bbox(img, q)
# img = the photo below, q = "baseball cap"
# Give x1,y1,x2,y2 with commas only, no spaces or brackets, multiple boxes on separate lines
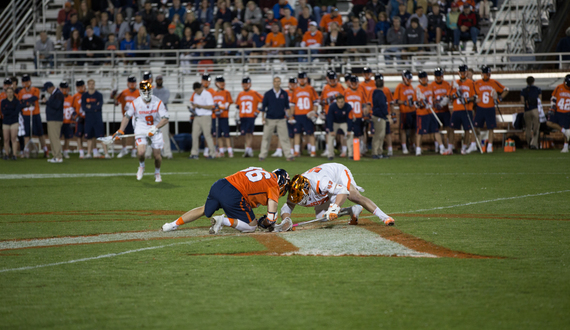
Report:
59,81,69,88
168,23,176,29
42,81,54,91
3,78,12,85
21,74,31,82
309,21,317,26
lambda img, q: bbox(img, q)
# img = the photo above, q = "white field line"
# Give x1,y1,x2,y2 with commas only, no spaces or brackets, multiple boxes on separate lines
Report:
0,237,221,273
0,172,199,180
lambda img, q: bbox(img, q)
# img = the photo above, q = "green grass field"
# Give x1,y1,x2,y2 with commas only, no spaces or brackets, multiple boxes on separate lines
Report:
1,150,569,329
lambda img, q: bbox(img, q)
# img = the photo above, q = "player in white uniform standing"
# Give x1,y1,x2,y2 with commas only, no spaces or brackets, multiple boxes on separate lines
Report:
281,163,395,227
112,80,169,182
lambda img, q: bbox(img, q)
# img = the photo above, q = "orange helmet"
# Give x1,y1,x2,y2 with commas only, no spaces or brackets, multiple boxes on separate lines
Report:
140,80,153,101
287,175,310,204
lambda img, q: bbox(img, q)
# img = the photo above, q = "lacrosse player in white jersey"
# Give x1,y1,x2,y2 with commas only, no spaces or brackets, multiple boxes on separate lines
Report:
112,80,169,182
281,163,394,227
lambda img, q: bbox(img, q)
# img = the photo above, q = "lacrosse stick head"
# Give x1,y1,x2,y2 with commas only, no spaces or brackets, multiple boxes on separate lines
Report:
97,136,115,145
288,175,310,205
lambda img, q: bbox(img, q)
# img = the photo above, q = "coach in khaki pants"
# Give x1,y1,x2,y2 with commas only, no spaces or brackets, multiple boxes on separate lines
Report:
259,77,293,161
43,81,65,163
189,82,216,159
371,80,389,159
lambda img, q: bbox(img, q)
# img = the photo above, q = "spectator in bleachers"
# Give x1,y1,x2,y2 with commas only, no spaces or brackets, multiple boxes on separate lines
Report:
300,22,322,62
132,12,145,35
388,0,400,19
66,30,83,64
345,16,368,54
295,0,312,20
273,0,295,19
82,79,109,158
375,11,390,44
366,0,387,17
142,2,157,27
191,30,206,60
250,24,266,65
319,7,343,32
89,17,101,37
99,12,116,41
313,0,335,25
150,10,170,48
478,0,491,22
215,0,233,41
407,6,427,31
280,8,298,34
180,27,194,73
453,4,479,52
114,13,130,42
222,25,238,55
120,32,136,64
34,31,55,72
245,1,263,27
446,2,459,48
427,3,445,44
120,0,138,23
57,2,77,43
184,12,202,36
78,1,95,28
555,28,570,69
520,76,541,149
263,11,279,34
202,23,218,55
384,16,406,65
162,24,181,65
352,0,368,16
63,13,85,41
105,33,119,54
233,0,247,26
298,5,315,34
170,0,187,23
324,21,345,56
405,17,424,52
134,26,151,65
395,3,410,28
264,22,286,62
82,26,105,65
197,0,214,26
363,10,377,41
237,27,254,51
285,25,302,60
171,14,185,38
1,86,21,160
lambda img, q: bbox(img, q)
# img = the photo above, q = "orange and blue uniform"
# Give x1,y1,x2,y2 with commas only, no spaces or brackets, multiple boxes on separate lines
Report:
321,83,345,114
359,79,376,105
474,78,505,129
550,83,570,129
291,84,319,135
451,78,476,130
204,167,280,224
61,93,76,139
236,89,263,134
415,84,439,135
345,87,367,137
71,91,85,138
211,89,233,137
18,87,43,136
429,80,452,127
394,82,417,130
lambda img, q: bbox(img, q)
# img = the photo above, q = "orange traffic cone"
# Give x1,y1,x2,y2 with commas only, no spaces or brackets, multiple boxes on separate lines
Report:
353,138,360,161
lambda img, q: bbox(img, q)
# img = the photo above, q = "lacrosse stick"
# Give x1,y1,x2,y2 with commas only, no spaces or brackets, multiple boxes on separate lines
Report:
291,209,351,229
491,89,505,123
97,134,146,145
416,88,443,127
456,90,483,154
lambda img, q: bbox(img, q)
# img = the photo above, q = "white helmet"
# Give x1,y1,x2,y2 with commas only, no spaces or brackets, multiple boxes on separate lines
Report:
140,80,153,102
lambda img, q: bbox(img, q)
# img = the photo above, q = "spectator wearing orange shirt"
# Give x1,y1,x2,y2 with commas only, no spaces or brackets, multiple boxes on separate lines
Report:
319,7,343,32
300,22,323,62
280,8,298,34
264,22,286,66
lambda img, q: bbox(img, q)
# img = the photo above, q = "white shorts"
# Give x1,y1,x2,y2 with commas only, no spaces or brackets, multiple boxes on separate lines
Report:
135,131,164,149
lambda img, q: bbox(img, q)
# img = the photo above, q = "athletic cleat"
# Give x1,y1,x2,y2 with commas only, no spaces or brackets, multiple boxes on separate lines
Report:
117,149,128,158
402,148,409,155
339,152,347,158
466,144,478,154
294,152,300,157
209,215,225,234
348,205,363,225
383,217,395,226
561,146,569,153
136,166,145,180
416,148,421,156
155,173,162,182
63,150,70,159
321,150,328,157
161,222,178,232
84,154,92,159
228,152,234,158
387,149,393,156
104,154,112,159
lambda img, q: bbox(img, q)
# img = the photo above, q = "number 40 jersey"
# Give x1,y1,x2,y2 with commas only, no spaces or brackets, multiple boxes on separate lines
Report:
124,95,169,135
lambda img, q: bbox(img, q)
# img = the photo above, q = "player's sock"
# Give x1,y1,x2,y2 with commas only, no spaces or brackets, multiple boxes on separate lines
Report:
448,144,454,151
235,220,256,233
562,128,567,134
290,148,295,156
43,146,48,153
294,145,300,153
228,147,233,154
388,146,393,152
139,161,145,168
373,207,389,220
471,142,476,148
434,141,439,151
155,168,160,174
219,147,225,154
204,147,209,156
24,147,29,153
341,146,347,154
175,217,185,226
311,145,316,152
222,216,232,227
79,149,84,157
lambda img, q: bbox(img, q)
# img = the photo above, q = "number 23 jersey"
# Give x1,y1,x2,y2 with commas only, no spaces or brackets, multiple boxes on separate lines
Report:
124,95,169,134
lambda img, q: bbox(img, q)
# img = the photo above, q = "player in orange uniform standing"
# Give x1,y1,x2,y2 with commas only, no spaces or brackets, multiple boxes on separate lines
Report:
71,79,86,158
345,75,369,158
300,21,323,62
162,168,291,234
547,74,570,152
18,74,47,158
474,66,509,153
291,72,319,157
236,77,263,157
321,71,345,157
115,75,140,158
211,75,234,157
359,67,376,96
60,81,75,159
429,68,454,154
374,74,396,156
415,71,450,156
394,70,417,154
450,65,478,154
359,68,376,153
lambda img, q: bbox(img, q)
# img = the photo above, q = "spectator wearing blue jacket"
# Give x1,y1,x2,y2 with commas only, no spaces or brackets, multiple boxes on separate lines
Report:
375,11,390,45
273,0,294,19
169,0,187,23
62,13,85,41
325,94,351,159
196,0,214,26
371,80,388,159
43,81,65,162
81,79,109,158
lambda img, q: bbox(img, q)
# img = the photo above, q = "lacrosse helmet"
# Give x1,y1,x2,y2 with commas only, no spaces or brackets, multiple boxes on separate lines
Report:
375,73,384,81
272,169,290,197
565,74,570,88
363,67,372,74
289,76,297,84
288,174,310,204
215,75,225,83
140,80,153,102
327,71,337,80
434,67,444,76
59,81,69,89
458,64,468,79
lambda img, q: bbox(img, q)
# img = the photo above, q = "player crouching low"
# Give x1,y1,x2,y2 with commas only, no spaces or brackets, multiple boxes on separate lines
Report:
162,168,291,234
281,163,394,228
112,80,169,182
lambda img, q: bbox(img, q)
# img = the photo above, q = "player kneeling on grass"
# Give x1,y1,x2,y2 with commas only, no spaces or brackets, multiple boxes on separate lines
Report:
281,163,394,228
162,168,291,234
112,80,169,182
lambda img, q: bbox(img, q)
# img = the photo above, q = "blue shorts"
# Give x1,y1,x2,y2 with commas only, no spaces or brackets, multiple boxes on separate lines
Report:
400,112,416,130
22,114,44,136
294,115,315,135
204,179,255,224
474,106,497,129
84,113,105,139
450,110,474,130
61,123,75,139
416,114,439,135
75,120,85,138
549,111,570,129
124,118,134,134
240,117,255,135
287,121,295,139
436,111,451,128
212,118,230,138
349,118,364,137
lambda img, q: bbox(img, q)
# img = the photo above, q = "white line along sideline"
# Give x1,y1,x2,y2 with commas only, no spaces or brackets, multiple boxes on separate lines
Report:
0,172,199,180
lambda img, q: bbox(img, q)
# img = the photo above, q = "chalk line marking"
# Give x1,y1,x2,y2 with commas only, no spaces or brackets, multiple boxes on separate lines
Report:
0,237,220,273
0,172,199,180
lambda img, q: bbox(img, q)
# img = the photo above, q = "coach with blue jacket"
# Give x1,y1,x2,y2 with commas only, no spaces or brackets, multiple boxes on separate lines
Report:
43,81,65,163
258,76,293,161
326,94,351,160
371,81,388,159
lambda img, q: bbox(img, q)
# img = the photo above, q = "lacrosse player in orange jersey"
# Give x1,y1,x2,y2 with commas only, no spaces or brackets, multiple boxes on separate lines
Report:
450,64,479,154
60,81,76,159
211,75,234,157
320,71,345,157
345,75,369,158
547,74,570,152
162,168,291,234
115,75,140,158
474,65,509,153
415,71,450,156
236,76,263,157
18,74,47,158
429,68,454,153
291,71,320,157
394,70,417,154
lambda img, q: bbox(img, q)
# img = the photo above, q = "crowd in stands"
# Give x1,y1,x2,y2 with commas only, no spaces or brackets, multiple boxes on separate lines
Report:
34,0,499,69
